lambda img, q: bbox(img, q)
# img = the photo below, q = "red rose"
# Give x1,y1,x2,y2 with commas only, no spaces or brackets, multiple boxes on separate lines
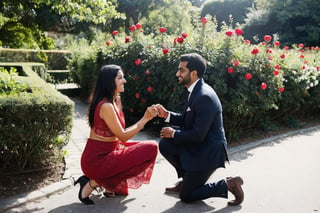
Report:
235,28,243,35
300,55,305,58
181,32,188,38
129,25,136,31
159,27,167,33
227,67,234,74
280,54,286,59
298,43,304,48
173,38,177,44
245,73,252,80
201,17,208,24
266,49,272,53
135,93,140,99
177,37,184,43
112,30,119,35
279,87,285,93
264,35,272,42
147,86,153,93
141,98,147,103
251,48,259,55
245,40,251,44
233,60,240,66
135,58,142,66
125,37,130,43
261,42,267,46
105,41,111,46
274,41,281,46
162,48,169,54
284,46,290,50
260,82,267,90
135,23,142,29
226,31,233,36
275,64,281,69
145,70,150,75
274,70,280,76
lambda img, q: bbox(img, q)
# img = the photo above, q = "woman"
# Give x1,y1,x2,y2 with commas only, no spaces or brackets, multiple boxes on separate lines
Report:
74,64,158,205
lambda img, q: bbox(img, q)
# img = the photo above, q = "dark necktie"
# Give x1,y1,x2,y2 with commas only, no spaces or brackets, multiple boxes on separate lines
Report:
183,90,190,109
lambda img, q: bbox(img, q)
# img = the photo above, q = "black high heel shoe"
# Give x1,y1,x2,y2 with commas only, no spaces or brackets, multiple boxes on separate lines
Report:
74,175,95,205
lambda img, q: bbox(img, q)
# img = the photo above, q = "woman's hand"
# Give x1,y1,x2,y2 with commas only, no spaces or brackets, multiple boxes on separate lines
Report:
143,105,159,121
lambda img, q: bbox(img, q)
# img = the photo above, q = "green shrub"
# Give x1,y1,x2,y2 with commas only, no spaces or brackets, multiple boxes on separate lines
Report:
0,68,29,95
0,48,72,70
69,18,320,142
0,65,74,172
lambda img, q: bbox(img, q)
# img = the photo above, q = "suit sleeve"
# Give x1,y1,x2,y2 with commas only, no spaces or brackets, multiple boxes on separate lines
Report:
168,111,183,126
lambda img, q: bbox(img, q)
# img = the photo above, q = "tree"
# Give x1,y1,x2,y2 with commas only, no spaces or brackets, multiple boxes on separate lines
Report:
112,0,167,32
201,0,253,30
188,0,206,7
242,0,320,46
0,0,120,49
141,0,195,35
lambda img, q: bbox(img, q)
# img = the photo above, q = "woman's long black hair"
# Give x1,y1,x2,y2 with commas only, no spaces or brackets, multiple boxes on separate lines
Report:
88,64,121,127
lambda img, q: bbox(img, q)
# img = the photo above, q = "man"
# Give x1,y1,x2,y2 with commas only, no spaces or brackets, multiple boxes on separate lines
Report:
156,53,244,205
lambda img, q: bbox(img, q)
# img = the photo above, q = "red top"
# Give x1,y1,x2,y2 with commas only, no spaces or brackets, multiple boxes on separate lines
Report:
81,99,158,195
92,100,125,137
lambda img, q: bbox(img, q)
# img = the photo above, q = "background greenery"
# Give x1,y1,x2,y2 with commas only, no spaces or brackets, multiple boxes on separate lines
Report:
1,0,320,49
68,19,320,141
0,64,74,172
0,0,319,160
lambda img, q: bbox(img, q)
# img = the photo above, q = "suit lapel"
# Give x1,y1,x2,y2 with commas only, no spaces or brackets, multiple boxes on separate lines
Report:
187,79,203,106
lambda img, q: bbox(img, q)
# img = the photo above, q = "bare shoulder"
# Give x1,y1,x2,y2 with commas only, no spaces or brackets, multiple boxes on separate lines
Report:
100,102,114,112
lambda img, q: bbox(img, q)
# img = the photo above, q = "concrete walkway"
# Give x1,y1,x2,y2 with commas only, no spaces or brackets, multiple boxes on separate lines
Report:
1,98,320,213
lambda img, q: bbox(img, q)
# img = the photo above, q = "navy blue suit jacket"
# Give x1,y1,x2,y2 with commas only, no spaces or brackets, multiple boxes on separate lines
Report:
169,79,229,172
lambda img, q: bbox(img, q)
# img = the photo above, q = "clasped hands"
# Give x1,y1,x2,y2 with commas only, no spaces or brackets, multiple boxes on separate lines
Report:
145,104,175,139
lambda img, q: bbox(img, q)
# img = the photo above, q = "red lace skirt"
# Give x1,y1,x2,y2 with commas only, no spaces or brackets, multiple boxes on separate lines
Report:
81,138,158,195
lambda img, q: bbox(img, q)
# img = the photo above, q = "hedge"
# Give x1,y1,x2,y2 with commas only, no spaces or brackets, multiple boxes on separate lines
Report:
69,18,320,142
0,63,74,172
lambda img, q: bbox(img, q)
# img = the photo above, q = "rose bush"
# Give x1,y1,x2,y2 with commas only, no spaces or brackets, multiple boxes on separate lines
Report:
69,19,320,142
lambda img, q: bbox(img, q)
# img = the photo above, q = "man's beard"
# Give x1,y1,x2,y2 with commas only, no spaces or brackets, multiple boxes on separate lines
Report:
178,76,191,86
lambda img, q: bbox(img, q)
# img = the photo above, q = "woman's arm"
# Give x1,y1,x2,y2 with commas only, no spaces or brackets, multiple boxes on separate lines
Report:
99,103,153,142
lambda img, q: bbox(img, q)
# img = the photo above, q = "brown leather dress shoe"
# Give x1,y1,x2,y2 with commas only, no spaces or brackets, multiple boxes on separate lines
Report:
165,181,183,194
227,176,244,206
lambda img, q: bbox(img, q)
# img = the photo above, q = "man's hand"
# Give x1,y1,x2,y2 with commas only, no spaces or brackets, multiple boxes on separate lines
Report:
160,127,175,138
154,104,168,119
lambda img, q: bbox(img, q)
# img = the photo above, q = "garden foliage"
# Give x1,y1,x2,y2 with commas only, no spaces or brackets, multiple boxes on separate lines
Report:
0,64,74,171
69,17,320,142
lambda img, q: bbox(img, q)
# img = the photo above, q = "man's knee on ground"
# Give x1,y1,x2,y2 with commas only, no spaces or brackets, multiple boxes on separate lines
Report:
179,192,195,203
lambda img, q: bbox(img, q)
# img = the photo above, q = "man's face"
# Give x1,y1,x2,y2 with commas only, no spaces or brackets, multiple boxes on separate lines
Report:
176,61,192,87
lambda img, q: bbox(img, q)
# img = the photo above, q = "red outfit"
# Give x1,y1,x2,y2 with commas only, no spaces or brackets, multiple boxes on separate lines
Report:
81,100,158,195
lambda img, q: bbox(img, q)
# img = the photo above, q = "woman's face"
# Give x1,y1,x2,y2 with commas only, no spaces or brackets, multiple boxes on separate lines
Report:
115,70,127,93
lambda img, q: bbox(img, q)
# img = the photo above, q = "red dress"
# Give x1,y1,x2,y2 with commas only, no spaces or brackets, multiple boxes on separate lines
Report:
81,100,158,195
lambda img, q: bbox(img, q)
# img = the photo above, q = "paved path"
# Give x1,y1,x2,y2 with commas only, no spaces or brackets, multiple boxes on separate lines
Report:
1,98,320,213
